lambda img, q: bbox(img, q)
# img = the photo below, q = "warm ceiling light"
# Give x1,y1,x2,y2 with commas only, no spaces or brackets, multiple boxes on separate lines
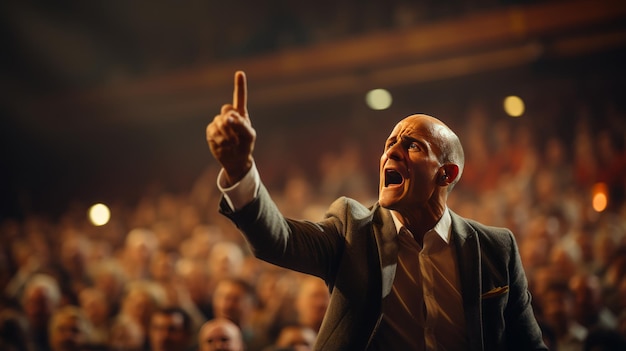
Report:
366,88,392,110
503,95,525,117
89,203,111,226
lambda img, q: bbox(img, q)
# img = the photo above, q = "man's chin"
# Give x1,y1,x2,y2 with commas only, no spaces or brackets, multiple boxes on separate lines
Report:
378,195,398,209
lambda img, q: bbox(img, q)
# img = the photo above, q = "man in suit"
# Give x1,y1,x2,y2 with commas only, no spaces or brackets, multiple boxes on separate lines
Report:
206,71,547,350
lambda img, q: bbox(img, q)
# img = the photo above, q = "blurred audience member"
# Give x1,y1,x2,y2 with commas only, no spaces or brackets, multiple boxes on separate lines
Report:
208,242,246,287
0,307,35,351
212,277,270,350
57,233,93,304
271,324,317,351
198,318,244,351
22,273,62,351
122,228,159,281
78,287,111,344
541,282,588,351
117,281,165,346
177,258,213,320
109,314,144,351
48,306,95,351
148,306,193,351
89,259,127,318
569,272,617,331
293,276,329,333
4,239,40,300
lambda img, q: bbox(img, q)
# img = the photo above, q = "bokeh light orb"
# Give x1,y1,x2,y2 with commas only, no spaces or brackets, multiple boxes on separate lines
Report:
503,95,525,117
89,203,111,226
366,88,393,110
591,182,608,212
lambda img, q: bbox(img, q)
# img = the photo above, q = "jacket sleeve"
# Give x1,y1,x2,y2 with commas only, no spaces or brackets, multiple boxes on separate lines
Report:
219,183,346,281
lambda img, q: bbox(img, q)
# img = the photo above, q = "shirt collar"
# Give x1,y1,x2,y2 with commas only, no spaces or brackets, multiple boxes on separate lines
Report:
391,207,452,244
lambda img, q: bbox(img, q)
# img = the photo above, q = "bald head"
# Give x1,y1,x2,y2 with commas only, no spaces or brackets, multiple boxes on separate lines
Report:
405,115,463,170
397,114,464,190
198,318,243,351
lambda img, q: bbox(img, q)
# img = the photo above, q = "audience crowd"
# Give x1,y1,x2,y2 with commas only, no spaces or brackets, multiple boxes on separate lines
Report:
1,94,625,351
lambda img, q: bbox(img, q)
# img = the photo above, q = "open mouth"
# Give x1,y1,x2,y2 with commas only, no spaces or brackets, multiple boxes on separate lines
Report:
384,169,403,187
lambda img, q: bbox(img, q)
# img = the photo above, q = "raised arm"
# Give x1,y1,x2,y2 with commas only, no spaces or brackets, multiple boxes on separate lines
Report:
206,71,257,186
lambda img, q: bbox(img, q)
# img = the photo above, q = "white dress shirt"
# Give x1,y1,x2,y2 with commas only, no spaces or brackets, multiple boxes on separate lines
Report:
370,210,468,350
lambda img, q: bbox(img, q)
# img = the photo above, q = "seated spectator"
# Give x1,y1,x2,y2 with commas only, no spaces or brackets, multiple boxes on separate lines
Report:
78,287,111,344
198,318,244,351
569,272,617,330
89,259,127,318
149,249,206,333
271,324,317,351
122,228,159,281
207,242,246,291
117,281,166,347
57,233,93,305
22,273,62,351
177,258,213,320
148,306,193,351
108,315,144,351
293,276,329,333
212,277,271,350
541,281,588,351
48,305,96,351
0,307,35,351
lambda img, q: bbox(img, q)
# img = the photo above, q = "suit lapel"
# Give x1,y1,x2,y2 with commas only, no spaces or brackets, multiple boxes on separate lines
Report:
451,212,484,351
372,204,398,299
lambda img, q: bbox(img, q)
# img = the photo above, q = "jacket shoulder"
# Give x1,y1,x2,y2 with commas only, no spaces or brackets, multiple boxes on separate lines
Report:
453,213,516,249
326,196,375,222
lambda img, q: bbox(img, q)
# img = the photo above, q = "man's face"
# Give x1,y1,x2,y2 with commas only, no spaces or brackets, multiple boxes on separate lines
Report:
23,287,55,329
149,312,190,351
212,282,250,326
296,279,329,327
276,326,317,351
379,115,445,211
78,289,109,325
49,315,84,351
150,251,176,281
199,321,243,351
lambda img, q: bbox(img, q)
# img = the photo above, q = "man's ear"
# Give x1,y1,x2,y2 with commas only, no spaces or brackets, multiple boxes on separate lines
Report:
440,164,460,185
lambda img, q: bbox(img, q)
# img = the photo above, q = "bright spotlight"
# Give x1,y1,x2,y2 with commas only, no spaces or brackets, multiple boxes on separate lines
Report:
503,95,525,117
89,203,111,226
591,182,608,213
366,89,392,110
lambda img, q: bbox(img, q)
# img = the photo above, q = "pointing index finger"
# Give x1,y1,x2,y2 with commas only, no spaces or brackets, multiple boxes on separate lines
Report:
233,70,248,116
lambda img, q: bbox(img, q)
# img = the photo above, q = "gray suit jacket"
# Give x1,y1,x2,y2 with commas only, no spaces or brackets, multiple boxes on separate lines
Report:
221,184,547,351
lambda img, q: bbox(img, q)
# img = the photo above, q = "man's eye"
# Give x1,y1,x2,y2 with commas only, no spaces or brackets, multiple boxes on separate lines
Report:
409,142,420,150
386,141,396,149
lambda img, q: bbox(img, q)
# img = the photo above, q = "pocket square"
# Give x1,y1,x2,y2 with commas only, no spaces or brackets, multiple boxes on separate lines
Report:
481,285,509,299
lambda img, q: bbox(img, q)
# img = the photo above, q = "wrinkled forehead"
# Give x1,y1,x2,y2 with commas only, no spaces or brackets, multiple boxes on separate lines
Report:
389,115,448,142
203,325,237,340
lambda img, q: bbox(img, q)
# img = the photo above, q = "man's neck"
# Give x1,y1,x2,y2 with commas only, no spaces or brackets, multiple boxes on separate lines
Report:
392,207,444,239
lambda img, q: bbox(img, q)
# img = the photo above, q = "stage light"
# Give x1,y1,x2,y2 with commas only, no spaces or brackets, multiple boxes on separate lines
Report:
89,203,111,226
591,182,608,213
366,89,392,110
503,95,525,117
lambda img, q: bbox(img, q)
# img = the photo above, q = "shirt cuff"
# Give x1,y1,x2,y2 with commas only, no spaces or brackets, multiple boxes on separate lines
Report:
217,163,260,211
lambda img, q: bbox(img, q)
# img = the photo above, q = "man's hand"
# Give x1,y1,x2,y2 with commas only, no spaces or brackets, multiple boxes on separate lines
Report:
206,71,256,186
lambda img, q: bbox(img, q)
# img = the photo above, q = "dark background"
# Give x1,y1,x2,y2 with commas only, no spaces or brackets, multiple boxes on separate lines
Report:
1,0,625,221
